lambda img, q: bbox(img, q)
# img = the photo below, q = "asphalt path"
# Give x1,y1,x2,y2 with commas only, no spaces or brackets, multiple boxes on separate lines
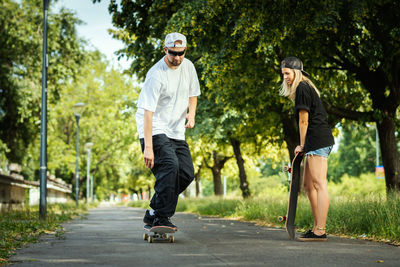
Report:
9,204,400,266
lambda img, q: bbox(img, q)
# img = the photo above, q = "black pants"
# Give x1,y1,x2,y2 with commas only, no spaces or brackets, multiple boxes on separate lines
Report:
140,134,194,218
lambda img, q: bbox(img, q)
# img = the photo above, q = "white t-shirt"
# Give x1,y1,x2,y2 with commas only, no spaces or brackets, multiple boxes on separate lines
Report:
136,57,201,140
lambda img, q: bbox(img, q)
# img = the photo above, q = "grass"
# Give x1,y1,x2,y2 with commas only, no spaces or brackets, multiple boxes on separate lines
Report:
0,202,96,264
128,193,400,245
326,194,400,243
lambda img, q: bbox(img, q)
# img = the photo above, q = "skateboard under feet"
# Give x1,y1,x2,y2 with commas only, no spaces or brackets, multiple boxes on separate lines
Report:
143,225,176,243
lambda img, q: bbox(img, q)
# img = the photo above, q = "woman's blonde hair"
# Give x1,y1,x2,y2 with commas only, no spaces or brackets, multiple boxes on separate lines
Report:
280,69,320,100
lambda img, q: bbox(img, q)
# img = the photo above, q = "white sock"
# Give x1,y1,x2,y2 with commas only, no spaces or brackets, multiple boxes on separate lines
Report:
149,209,155,216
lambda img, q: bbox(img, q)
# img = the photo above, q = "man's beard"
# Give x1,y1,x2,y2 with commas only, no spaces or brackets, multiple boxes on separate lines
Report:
167,57,182,67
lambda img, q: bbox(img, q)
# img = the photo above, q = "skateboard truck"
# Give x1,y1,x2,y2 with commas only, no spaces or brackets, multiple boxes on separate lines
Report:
143,232,174,243
143,225,175,243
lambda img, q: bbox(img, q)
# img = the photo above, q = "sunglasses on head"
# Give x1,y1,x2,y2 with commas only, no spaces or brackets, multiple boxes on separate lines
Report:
167,48,186,57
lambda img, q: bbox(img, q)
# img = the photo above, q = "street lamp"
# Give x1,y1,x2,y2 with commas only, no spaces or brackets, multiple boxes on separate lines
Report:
85,142,93,205
39,0,50,220
73,102,85,206
91,174,94,202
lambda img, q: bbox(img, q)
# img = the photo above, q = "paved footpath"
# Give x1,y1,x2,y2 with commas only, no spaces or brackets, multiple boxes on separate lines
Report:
9,204,400,266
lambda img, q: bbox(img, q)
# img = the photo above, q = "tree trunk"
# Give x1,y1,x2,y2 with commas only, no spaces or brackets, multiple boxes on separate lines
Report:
139,188,143,200
377,117,400,192
358,69,400,192
230,137,250,198
211,165,223,196
204,152,231,196
195,164,202,197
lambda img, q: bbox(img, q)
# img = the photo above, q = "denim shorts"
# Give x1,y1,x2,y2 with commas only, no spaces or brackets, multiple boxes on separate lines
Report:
306,145,333,158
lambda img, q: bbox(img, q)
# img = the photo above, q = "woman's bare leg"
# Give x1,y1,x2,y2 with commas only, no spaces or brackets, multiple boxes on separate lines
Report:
306,155,329,235
303,157,318,230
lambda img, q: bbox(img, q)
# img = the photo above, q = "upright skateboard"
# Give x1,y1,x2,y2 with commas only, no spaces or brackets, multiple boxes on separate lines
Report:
278,152,304,240
143,225,176,243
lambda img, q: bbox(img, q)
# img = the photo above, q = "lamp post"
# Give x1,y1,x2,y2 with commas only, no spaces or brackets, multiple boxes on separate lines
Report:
39,0,50,220
85,142,93,205
73,102,85,206
91,174,94,202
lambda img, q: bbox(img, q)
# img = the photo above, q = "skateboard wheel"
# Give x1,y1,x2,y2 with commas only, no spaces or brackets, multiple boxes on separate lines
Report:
148,236,153,243
169,236,174,243
143,233,149,241
278,215,287,222
283,166,289,172
162,234,168,239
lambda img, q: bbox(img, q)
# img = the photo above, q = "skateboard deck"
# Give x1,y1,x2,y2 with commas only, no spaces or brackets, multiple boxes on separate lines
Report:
280,152,304,240
143,225,176,243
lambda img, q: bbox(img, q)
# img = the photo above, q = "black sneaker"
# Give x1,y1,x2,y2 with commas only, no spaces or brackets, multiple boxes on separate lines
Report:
298,231,327,242
152,217,178,231
143,210,155,226
300,229,313,238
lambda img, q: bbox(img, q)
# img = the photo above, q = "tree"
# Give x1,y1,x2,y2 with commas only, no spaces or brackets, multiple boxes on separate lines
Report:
166,0,400,192
280,0,400,191
98,0,400,193
47,51,140,200
328,123,376,182
98,0,292,197
0,0,86,164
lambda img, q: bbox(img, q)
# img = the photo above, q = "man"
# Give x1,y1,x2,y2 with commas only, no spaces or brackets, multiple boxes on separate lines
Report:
136,32,200,230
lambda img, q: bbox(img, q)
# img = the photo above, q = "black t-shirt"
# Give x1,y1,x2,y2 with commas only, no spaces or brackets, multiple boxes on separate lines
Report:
294,81,334,152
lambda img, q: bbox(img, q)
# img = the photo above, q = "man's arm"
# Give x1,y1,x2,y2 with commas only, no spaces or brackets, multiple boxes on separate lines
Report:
185,96,197,128
143,110,154,168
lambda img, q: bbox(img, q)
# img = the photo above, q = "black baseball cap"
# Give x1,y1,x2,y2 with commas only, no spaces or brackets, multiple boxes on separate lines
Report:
281,56,310,77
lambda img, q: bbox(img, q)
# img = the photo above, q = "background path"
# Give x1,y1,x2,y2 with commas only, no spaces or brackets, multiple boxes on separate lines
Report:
9,205,400,266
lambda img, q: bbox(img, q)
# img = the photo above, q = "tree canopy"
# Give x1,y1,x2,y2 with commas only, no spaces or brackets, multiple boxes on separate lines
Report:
1,0,397,202
100,0,400,192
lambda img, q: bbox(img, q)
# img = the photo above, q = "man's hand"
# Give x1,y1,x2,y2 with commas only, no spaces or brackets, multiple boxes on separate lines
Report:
185,113,195,128
143,146,154,169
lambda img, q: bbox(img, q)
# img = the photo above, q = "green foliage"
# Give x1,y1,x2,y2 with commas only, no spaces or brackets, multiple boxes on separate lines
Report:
104,0,400,192
0,0,87,163
2,0,397,201
326,194,400,243
328,123,376,182
176,197,241,217
0,140,9,173
249,174,288,198
328,173,386,197
46,51,146,199
1,0,152,198
127,200,149,210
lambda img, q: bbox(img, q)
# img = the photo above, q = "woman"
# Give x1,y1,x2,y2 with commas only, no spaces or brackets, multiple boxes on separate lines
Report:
280,57,334,241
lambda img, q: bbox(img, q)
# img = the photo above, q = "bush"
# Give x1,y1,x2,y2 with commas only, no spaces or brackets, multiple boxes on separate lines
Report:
328,173,386,197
